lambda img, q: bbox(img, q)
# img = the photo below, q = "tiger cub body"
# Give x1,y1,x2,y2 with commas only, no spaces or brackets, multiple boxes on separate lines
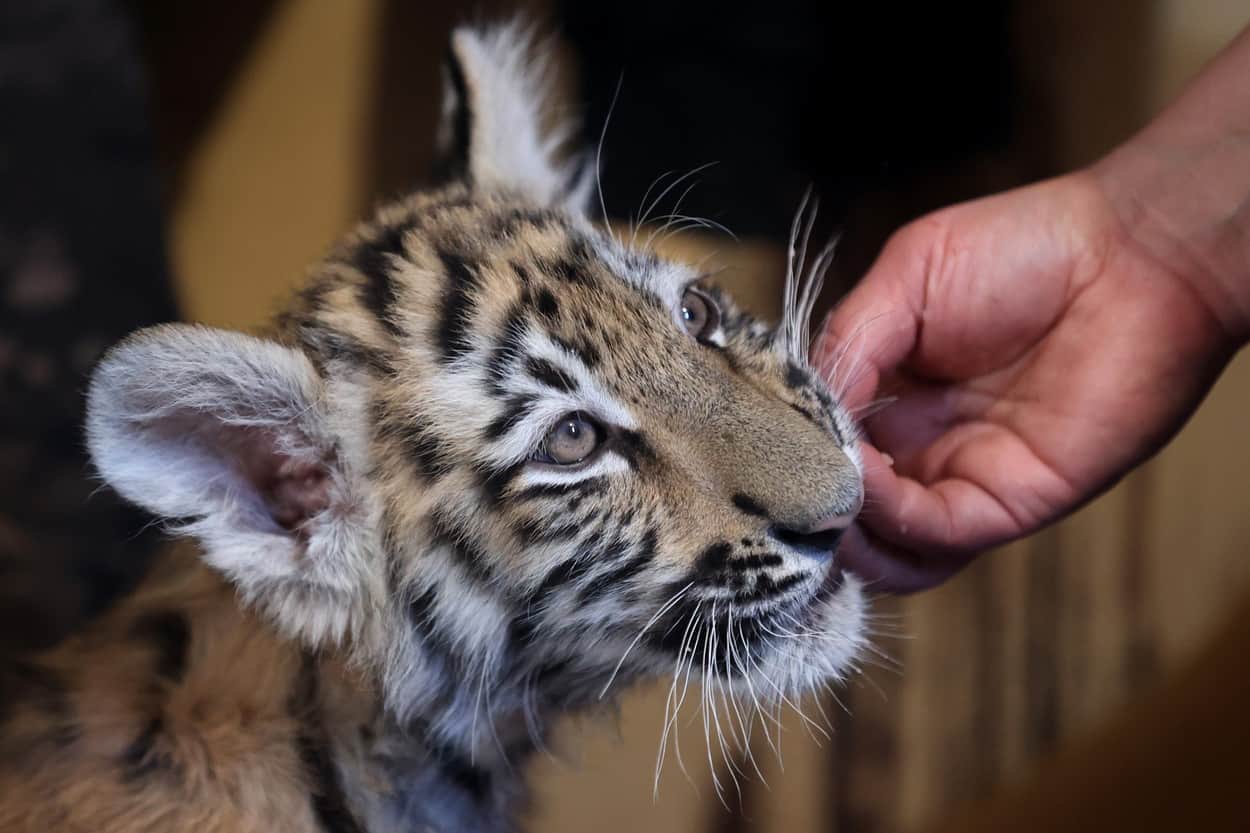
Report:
0,22,866,833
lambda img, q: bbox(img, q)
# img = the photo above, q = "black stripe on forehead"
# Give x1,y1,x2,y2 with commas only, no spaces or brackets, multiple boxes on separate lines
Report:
525,356,577,393
541,256,593,287
512,263,532,288
551,333,601,369
483,393,536,441
406,426,453,480
350,220,416,338
486,301,529,395
538,234,598,287
295,320,394,377
373,400,453,481
436,248,480,362
493,207,558,235
534,286,560,321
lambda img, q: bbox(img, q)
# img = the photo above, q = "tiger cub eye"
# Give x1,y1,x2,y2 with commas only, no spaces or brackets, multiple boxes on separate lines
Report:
539,413,600,465
680,288,720,341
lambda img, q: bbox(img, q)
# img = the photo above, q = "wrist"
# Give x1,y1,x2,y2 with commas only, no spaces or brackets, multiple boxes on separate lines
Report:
1091,138,1250,347
1089,24,1250,346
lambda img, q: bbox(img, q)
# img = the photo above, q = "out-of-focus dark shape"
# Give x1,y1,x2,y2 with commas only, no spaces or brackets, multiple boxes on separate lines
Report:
0,0,176,656
129,0,282,202
561,0,1021,283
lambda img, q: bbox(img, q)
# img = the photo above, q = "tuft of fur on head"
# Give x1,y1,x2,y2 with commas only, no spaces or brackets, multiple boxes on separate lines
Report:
434,19,593,212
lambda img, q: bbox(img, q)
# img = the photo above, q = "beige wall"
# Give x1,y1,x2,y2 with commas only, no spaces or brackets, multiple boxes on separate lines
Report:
172,0,383,330
1153,0,1250,105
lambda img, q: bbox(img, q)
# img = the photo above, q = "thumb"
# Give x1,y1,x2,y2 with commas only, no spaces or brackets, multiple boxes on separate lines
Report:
812,220,937,411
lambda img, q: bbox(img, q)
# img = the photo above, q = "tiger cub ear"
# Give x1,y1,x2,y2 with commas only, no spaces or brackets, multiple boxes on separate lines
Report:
432,20,593,214
86,324,371,644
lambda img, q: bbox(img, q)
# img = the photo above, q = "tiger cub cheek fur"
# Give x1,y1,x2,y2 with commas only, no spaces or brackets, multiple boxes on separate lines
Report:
78,18,867,830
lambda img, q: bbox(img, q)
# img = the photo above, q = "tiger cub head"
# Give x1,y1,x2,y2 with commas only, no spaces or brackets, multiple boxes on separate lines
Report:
87,23,866,740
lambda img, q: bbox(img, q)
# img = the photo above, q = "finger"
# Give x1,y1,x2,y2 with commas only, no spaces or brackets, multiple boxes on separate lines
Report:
812,223,933,411
858,374,960,473
811,305,886,413
858,444,1022,554
838,523,974,594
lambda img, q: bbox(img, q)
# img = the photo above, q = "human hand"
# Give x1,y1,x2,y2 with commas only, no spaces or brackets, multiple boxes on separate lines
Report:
813,172,1242,592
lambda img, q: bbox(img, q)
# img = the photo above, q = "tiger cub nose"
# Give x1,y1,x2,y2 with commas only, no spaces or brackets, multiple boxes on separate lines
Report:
808,495,862,534
791,487,863,553
771,489,862,559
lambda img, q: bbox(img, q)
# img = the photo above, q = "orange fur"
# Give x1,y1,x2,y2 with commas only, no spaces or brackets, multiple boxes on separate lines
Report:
0,547,353,833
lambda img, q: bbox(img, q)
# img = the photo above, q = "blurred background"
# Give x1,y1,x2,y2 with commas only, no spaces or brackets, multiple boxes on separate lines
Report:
2,0,1249,830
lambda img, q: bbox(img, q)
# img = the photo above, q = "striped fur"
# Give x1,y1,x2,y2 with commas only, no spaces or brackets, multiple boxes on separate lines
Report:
0,20,866,833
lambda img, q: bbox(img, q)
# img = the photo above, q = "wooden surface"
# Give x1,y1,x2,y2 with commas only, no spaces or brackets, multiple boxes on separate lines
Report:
157,2,1250,831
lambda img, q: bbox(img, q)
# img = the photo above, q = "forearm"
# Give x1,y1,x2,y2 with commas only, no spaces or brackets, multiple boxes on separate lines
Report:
1092,23,1250,342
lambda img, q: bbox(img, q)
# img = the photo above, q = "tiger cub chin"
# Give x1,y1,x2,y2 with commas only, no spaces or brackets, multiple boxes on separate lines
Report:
0,20,865,833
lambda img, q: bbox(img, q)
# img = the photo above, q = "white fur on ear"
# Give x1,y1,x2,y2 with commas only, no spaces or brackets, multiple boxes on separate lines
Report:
436,20,593,213
86,324,376,646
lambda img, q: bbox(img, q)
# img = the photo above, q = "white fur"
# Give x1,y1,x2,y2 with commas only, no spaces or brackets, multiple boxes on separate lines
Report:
588,229,699,301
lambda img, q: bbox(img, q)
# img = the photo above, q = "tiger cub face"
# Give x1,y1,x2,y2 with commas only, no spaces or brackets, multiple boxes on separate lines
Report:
87,23,865,741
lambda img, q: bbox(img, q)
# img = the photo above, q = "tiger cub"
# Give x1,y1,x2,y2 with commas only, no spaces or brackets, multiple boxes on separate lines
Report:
0,21,865,833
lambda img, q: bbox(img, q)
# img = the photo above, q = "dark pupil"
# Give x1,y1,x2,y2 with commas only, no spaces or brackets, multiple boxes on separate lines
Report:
562,420,581,439
682,296,705,329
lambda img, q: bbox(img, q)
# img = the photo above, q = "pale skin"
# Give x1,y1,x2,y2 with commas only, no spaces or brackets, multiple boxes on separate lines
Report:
814,24,1250,592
